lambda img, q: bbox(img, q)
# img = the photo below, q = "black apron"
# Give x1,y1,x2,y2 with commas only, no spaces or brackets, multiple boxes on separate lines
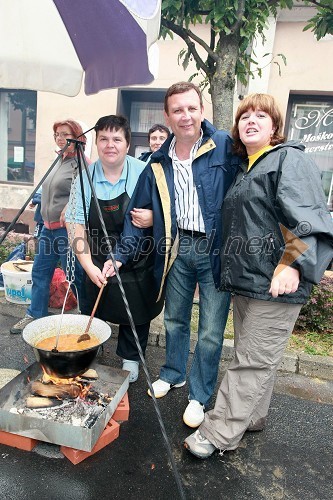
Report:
85,166,164,325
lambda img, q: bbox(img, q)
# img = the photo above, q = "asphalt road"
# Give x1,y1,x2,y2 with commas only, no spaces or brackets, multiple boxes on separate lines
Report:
0,312,332,500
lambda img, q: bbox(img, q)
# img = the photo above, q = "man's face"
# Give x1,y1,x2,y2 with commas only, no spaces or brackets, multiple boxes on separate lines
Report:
164,89,204,144
149,130,169,152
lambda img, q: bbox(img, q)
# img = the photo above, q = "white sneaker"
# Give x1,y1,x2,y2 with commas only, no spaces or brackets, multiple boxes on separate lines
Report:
122,359,139,383
10,315,34,334
184,429,216,459
183,400,205,428
147,379,186,398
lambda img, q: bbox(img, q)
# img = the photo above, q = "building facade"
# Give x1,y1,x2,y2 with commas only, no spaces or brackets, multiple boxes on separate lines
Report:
0,5,332,233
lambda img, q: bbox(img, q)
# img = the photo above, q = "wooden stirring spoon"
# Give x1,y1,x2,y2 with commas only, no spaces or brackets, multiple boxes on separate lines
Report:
77,281,107,343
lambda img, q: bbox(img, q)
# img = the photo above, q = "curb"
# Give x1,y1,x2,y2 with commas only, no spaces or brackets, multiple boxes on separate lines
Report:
1,295,332,382
148,327,333,382
146,313,333,382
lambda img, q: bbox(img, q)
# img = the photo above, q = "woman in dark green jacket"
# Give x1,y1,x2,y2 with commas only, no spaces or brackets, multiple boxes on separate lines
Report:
184,93,333,459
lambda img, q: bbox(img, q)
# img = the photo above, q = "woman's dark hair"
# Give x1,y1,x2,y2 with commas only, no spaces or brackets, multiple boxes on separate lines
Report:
95,115,131,145
148,124,170,140
232,94,286,158
164,81,203,114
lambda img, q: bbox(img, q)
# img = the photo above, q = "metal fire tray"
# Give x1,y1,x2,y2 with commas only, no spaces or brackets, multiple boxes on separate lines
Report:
0,362,129,452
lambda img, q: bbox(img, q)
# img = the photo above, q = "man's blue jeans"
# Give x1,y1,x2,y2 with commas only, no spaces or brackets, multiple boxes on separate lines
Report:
160,235,231,406
27,227,83,318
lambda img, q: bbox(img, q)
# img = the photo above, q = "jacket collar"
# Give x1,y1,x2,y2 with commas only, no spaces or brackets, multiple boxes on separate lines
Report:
240,140,306,172
152,119,217,163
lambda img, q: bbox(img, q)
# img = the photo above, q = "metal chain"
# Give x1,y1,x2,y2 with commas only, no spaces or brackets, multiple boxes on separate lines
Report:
66,161,78,285
54,155,80,351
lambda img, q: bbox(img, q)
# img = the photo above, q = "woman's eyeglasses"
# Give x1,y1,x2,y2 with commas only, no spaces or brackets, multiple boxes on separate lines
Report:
53,132,73,139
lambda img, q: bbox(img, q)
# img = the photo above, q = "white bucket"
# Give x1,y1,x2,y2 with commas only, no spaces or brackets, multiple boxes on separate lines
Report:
0,260,33,305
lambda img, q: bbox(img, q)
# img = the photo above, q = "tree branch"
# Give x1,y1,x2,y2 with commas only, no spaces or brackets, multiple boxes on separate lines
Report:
161,17,218,62
305,0,333,12
229,0,246,33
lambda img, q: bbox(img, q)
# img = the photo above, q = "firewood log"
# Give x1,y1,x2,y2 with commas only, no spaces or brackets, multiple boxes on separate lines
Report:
80,369,98,380
31,381,80,399
26,396,62,408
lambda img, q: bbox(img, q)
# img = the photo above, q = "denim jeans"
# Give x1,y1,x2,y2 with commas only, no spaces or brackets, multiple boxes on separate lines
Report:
27,226,83,318
160,235,231,406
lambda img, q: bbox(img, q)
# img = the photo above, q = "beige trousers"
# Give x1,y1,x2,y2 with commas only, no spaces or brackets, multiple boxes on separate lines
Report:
200,296,302,451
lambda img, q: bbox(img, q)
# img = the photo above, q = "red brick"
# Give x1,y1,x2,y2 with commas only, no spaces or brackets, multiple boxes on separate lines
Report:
60,419,120,464
0,430,38,451
113,392,130,422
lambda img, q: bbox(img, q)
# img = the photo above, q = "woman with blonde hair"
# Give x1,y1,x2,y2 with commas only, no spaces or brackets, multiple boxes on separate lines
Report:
184,93,333,458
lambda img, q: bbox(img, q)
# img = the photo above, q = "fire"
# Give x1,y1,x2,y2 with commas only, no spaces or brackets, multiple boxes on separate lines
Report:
41,366,76,385
40,365,91,399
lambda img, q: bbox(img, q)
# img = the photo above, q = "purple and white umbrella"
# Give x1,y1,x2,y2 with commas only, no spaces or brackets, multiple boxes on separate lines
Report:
0,0,161,96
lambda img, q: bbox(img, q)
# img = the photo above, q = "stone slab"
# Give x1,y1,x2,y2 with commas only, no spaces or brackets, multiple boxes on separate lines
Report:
299,352,333,381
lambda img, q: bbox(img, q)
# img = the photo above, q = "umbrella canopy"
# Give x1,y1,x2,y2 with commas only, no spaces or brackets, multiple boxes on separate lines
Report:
0,0,161,96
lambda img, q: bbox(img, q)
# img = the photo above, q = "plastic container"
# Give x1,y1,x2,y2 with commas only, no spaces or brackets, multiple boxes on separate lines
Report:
0,260,33,304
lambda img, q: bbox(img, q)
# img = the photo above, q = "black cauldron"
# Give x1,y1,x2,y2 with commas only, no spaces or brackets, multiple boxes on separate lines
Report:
22,314,111,378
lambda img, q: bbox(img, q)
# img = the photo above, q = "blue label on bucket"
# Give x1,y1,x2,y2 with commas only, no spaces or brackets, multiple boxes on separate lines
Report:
5,285,32,302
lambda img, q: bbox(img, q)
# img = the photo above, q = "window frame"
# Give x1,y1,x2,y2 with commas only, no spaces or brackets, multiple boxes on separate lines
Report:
285,93,333,211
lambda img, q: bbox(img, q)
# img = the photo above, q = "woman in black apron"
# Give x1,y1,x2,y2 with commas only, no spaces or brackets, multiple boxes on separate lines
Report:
71,115,164,382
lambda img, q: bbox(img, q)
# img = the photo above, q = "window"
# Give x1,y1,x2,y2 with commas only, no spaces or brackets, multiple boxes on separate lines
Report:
130,101,165,133
118,89,167,157
286,95,333,210
0,89,37,184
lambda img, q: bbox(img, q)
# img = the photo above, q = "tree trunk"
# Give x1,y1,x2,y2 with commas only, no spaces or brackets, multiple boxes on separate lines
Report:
210,33,240,131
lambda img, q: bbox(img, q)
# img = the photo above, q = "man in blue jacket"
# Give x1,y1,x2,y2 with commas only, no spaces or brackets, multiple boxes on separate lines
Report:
104,82,239,427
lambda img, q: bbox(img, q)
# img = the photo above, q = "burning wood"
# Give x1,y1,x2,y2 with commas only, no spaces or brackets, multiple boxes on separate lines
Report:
0,362,129,451
31,381,81,399
40,367,98,385
25,370,110,421
41,369,77,385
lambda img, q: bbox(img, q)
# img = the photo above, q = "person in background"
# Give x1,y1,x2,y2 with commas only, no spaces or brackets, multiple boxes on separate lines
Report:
184,93,333,459
138,123,170,163
67,115,164,383
10,119,87,334
103,82,239,427
29,186,44,238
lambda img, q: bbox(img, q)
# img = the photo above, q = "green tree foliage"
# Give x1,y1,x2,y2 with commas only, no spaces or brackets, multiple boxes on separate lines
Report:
8,91,37,126
160,0,333,129
304,0,333,39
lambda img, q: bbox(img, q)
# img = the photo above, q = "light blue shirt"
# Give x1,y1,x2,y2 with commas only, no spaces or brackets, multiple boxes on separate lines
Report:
66,156,145,224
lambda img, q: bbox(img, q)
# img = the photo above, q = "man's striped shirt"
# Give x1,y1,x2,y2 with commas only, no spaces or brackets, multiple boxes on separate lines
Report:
169,133,205,233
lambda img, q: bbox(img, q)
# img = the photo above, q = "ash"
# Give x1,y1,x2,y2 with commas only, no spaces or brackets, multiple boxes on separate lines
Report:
10,392,113,428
